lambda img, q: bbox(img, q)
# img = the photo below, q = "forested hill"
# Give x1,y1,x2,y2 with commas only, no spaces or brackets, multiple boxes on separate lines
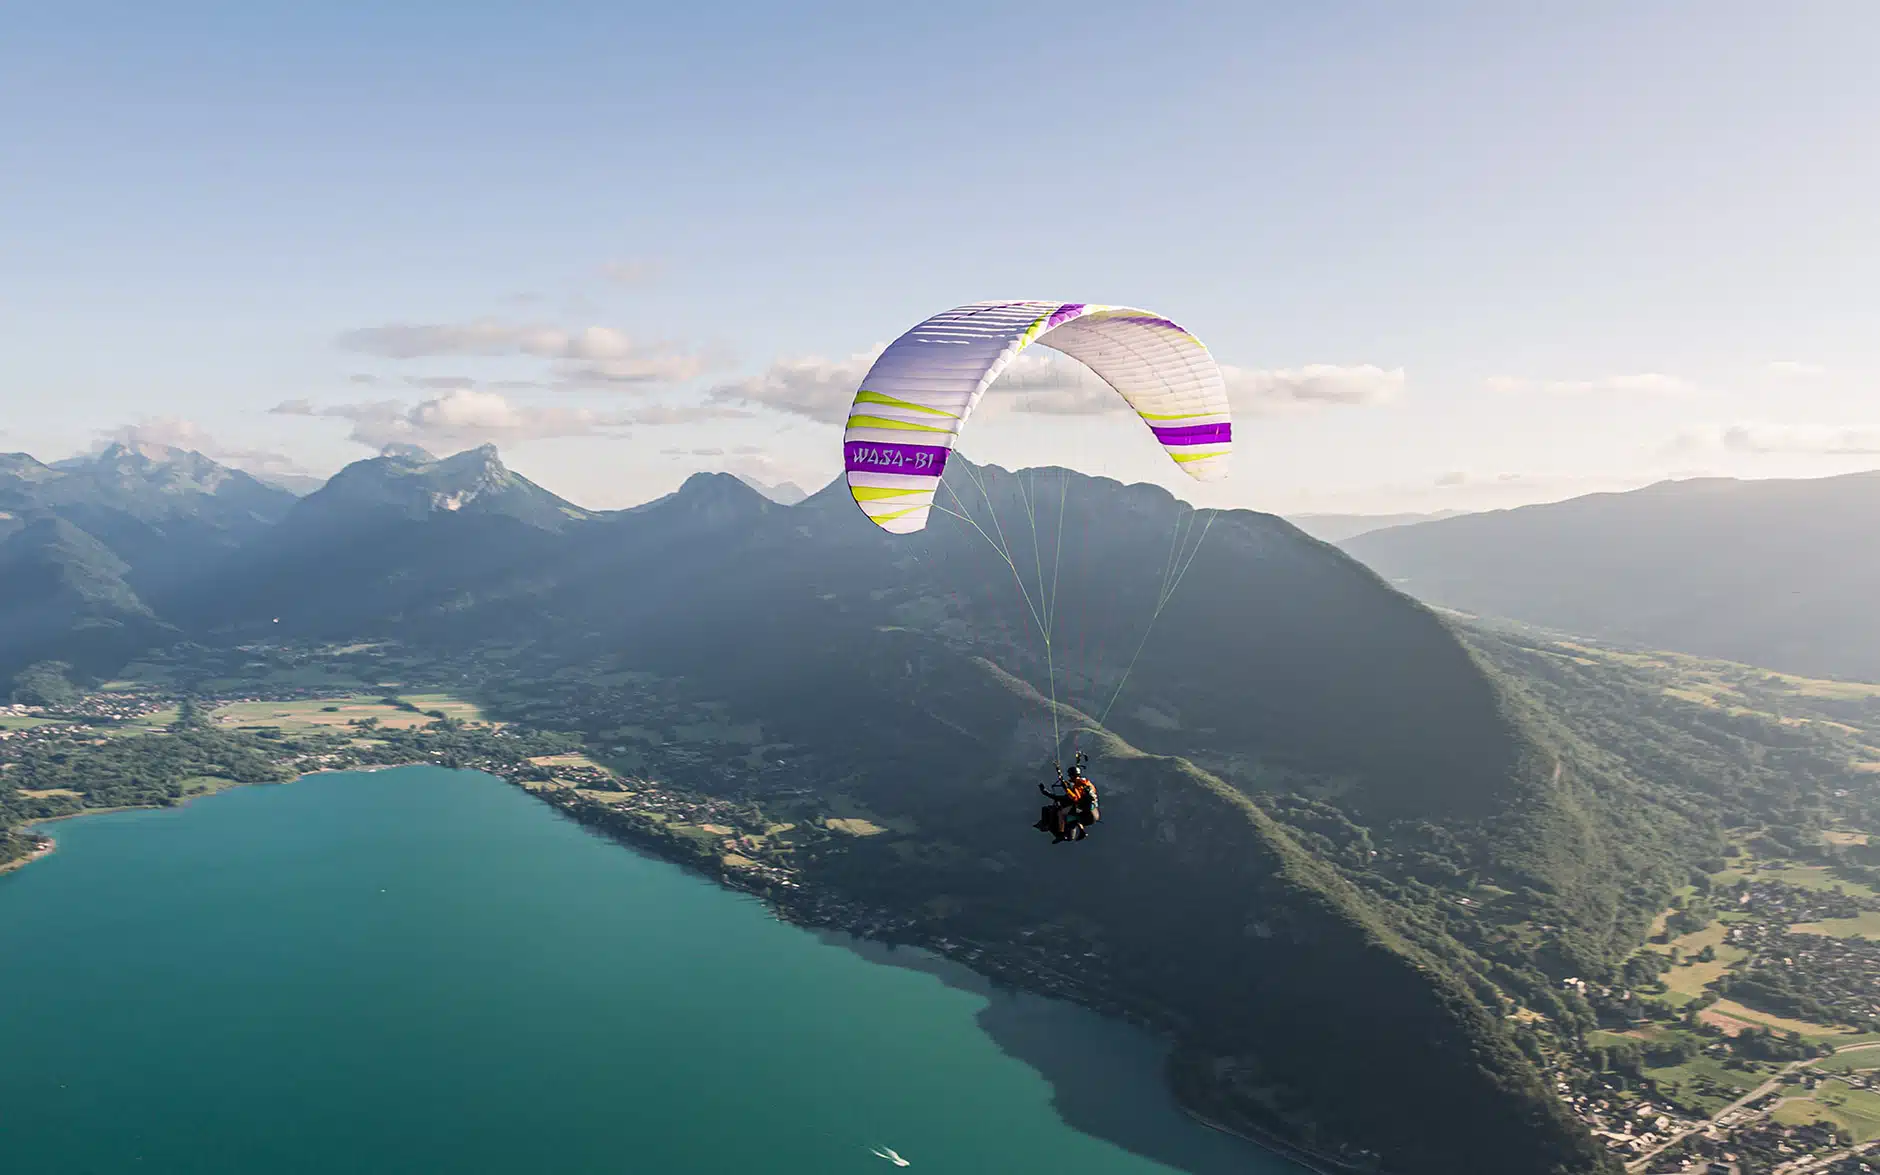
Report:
1340,470,1880,679
5,443,1689,1173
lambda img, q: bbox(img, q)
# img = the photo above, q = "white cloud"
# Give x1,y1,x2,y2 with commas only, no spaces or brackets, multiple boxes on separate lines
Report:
1224,364,1403,412
271,389,635,450
1485,372,1696,395
92,417,311,480
991,361,1404,417
628,402,753,425
1423,469,1545,491
338,321,562,359
599,259,661,285
971,354,1407,418
1719,422,1880,456
706,348,884,423
1766,361,1827,377
554,351,719,387
337,319,715,382
706,347,1402,424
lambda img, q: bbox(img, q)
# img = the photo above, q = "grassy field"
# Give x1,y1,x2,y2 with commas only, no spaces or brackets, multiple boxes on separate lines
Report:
663,823,727,849
1758,864,1880,902
1815,1046,1880,1075
1698,1006,1769,1036
825,817,887,836
400,694,484,722
1793,912,1880,940
1654,922,1747,997
825,793,917,836
178,775,248,797
1587,1029,1647,1048
1708,999,1858,1041
1772,1081,1880,1142
207,696,480,733
1640,1053,1760,1114
0,714,61,731
527,752,613,775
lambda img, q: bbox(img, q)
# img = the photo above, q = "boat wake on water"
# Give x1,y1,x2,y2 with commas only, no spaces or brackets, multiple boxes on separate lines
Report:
870,1146,910,1166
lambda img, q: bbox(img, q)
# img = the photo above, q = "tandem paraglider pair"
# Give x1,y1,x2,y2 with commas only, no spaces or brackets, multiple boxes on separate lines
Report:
1034,751,1099,844
838,300,1234,850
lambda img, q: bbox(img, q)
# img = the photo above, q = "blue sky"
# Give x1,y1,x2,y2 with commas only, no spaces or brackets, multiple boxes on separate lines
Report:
3,1,1875,512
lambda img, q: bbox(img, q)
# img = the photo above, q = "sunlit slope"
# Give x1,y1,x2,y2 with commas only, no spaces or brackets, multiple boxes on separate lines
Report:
1342,470,1880,679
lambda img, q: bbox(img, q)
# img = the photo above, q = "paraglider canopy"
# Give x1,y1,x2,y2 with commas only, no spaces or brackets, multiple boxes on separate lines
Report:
842,301,1231,534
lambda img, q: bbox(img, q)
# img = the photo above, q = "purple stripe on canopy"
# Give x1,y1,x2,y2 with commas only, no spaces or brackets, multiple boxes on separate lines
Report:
845,441,951,475
1046,303,1087,329
1150,422,1232,446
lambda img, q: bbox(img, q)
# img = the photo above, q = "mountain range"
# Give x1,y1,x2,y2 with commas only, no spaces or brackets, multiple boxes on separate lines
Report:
1340,470,1880,679
11,441,1865,1173
0,443,298,672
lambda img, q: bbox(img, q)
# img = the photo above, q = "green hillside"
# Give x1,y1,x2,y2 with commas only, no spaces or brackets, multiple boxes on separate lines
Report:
20,445,1874,1172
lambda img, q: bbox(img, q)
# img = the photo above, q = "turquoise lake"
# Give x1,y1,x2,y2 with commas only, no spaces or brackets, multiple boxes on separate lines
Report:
0,766,1302,1174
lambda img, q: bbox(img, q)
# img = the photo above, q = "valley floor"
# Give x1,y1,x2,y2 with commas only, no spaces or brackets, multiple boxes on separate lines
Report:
14,632,1880,1175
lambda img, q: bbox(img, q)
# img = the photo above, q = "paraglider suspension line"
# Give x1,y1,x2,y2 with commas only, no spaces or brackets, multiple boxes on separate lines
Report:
1097,506,1216,725
932,463,1068,751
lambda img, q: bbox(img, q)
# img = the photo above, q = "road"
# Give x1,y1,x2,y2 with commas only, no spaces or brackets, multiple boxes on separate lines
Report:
1625,1061,1809,1171
1624,1044,1880,1172
1777,1138,1880,1175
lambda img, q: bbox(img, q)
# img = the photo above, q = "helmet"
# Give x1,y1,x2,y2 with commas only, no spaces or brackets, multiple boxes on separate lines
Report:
1067,765,1084,780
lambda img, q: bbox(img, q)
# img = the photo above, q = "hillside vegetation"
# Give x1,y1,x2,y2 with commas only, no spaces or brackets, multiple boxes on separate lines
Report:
14,443,1875,1173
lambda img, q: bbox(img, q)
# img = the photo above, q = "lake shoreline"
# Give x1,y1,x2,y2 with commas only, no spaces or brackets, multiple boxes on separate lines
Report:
5,765,416,876
530,779,1354,1175
0,837,55,876
12,760,1303,1175
5,752,1345,1175
7,802,178,876
7,777,306,876
1177,1107,1357,1175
